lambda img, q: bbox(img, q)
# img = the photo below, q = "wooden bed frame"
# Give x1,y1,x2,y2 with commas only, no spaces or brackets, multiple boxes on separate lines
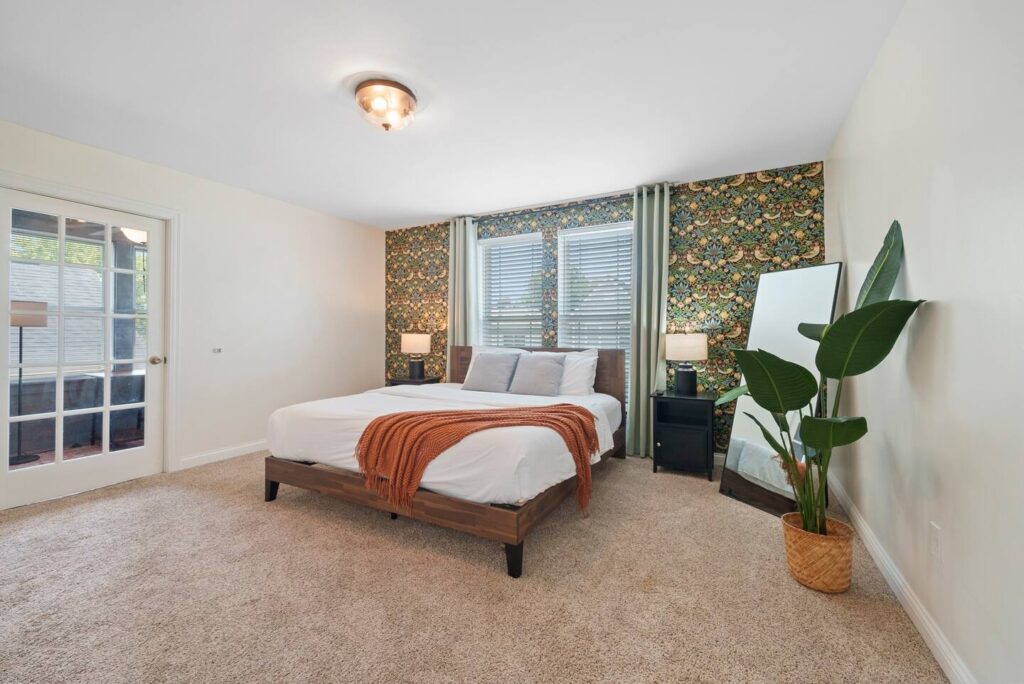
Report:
264,346,626,578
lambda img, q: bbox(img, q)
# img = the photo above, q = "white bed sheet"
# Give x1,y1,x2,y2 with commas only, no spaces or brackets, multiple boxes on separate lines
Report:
266,383,621,505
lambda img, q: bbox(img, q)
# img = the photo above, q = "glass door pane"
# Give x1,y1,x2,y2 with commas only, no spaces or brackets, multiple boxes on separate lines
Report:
7,207,151,471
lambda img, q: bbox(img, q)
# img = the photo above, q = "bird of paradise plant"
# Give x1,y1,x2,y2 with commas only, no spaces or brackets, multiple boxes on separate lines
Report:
716,221,923,535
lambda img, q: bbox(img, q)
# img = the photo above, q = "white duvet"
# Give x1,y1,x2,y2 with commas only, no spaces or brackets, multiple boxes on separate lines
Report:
266,383,621,505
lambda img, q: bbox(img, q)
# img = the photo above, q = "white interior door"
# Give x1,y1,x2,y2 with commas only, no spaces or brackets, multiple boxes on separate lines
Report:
0,188,165,509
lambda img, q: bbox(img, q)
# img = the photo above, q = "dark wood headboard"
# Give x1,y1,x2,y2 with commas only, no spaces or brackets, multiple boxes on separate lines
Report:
448,346,626,417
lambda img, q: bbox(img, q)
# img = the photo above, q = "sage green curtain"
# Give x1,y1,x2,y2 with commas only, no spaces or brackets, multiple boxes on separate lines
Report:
447,216,478,371
627,184,671,457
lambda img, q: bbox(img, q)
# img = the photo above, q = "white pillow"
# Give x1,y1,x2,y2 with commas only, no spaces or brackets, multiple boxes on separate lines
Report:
534,348,599,395
465,346,530,378
559,349,599,395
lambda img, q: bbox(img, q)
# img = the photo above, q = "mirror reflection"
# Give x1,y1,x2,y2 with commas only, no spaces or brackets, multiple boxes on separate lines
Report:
719,262,842,515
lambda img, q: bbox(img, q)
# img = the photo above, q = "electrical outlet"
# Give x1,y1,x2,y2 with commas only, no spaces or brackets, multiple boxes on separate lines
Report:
928,521,942,566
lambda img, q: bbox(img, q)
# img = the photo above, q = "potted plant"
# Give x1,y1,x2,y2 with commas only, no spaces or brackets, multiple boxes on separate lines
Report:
716,221,923,592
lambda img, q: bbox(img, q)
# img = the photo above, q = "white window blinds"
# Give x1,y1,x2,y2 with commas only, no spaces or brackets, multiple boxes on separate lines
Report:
479,234,544,347
557,223,633,375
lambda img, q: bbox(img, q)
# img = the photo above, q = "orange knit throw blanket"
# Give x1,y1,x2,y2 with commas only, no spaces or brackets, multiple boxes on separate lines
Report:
355,404,600,512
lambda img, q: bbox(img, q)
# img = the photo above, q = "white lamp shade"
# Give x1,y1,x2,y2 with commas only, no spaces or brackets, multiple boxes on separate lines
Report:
401,333,431,355
665,333,708,361
10,301,48,327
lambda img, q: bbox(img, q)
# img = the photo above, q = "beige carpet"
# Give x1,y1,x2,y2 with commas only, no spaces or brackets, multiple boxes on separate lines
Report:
0,453,944,683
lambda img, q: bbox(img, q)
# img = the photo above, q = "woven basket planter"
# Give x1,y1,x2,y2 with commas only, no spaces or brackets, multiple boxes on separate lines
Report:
781,512,854,593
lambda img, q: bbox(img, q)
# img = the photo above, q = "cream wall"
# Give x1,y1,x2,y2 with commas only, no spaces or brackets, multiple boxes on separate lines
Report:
825,0,1023,681
0,120,385,469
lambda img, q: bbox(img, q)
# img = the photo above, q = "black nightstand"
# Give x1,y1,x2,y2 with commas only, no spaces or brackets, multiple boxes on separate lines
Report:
387,376,441,386
650,391,717,480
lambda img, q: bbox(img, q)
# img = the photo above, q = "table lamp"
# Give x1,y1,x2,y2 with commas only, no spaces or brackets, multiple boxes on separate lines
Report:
665,333,708,396
401,333,431,380
10,301,48,466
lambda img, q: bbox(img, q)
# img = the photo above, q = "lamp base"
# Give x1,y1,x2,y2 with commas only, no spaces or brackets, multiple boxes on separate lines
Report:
674,363,697,396
408,358,425,380
9,453,40,466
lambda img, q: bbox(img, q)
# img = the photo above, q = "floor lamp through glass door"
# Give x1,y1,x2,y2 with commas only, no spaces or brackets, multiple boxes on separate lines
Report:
10,301,48,466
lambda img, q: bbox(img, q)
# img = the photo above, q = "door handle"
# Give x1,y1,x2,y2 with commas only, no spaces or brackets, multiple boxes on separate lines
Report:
148,356,165,365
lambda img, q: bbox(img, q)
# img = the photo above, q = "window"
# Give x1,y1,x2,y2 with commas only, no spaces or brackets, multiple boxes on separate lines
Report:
558,222,633,381
478,233,544,347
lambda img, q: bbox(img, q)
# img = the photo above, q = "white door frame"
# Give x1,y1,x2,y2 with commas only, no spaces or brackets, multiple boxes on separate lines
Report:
0,169,182,473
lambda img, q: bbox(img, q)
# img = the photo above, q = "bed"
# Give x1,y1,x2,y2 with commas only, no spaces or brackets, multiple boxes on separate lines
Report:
263,346,626,577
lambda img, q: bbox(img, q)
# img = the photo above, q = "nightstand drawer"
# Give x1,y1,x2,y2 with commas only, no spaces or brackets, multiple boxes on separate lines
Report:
654,426,710,471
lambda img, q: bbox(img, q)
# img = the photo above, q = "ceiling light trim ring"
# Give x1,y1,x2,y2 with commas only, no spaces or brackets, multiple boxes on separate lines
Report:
355,78,417,132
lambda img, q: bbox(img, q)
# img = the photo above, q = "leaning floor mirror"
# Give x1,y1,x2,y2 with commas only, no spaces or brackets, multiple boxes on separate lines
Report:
719,262,842,516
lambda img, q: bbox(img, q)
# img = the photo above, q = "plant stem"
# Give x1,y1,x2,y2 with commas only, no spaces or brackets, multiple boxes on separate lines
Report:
817,448,832,534
831,379,844,419
777,419,807,527
812,377,845,535
794,405,819,531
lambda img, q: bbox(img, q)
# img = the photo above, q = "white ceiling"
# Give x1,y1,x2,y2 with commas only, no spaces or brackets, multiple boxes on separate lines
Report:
0,0,903,229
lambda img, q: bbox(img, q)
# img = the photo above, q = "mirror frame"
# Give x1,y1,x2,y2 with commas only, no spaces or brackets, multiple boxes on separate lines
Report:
718,262,843,516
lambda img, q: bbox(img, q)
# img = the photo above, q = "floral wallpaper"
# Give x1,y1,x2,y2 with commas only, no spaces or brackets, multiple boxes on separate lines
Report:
384,222,449,380
383,162,825,449
666,162,825,449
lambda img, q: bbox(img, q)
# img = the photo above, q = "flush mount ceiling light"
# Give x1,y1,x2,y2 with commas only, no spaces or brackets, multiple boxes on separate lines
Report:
354,79,416,132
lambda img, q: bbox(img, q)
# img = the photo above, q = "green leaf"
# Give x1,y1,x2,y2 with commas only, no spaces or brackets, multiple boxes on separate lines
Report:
856,220,904,309
816,299,924,378
714,384,748,406
743,412,789,458
800,416,868,450
734,349,818,414
798,322,829,342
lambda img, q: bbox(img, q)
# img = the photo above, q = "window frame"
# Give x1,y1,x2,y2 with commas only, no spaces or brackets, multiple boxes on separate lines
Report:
556,221,634,386
557,222,634,348
475,231,546,348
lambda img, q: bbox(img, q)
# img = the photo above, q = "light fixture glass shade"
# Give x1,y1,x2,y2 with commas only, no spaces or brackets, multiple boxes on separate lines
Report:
355,79,416,132
401,333,431,355
10,301,48,327
665,333,708,361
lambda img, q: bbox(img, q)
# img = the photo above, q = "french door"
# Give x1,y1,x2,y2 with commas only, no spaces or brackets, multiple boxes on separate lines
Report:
0,188,165,509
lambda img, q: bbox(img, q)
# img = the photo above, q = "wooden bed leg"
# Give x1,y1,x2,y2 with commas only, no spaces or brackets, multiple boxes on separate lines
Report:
504,542,524,578
390,512,398,520
265,479,279,502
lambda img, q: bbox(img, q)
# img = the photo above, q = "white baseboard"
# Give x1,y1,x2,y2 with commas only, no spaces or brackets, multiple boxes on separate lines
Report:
171,439,267,472
830,477,977,684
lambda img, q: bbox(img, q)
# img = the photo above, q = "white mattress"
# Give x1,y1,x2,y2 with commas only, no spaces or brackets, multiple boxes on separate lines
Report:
266,383,621,505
